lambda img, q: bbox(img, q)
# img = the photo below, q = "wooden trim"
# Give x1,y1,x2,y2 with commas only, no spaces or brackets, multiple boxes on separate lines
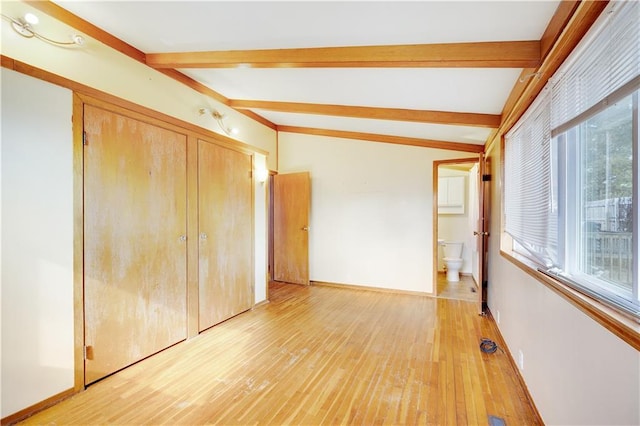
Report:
433,157,482,298
433,163,440,296
499,67,538,124
186,135,200,338
500,250,640,352
25,0,145,63
500,0,608,133
21,2,277,131
157,68,229,105
499,0,608,135
1,55,15,69
1,55,268,156
230,100,501,128
484,130,499,155
311,281,433,297
75,92,263,155
539,1,581,60
277,126,485,153
485,308,545,425
146,41,541,69
156,70,276,130
0,388,75,426
237,108,277,130
71,94,85,393
275,131,279,171
435,157,480,166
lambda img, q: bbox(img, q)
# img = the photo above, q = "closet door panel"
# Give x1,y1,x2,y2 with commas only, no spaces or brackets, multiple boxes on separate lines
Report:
198,140,253,331
84,105,187,384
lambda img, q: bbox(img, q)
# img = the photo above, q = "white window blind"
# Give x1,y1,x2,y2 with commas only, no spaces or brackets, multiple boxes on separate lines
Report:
504,0,639,316
504,89,556,266
551,0,640,134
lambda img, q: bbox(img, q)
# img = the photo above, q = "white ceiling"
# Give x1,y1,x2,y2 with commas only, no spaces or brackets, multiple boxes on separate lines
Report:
53,1,561,148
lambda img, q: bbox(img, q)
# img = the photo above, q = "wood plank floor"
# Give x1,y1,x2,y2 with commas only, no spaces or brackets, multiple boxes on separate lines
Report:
437,273,478,303
21,282,541,425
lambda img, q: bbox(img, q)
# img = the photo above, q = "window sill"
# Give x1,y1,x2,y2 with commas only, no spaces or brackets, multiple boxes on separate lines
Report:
500,249,640,351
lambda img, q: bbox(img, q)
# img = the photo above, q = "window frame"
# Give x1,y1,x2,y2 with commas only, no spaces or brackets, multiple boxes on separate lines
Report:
557,90,639,314
499,0,640,351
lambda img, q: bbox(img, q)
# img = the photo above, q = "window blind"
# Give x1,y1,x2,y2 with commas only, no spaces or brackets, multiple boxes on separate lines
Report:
504,89,556,266
551,1,640,133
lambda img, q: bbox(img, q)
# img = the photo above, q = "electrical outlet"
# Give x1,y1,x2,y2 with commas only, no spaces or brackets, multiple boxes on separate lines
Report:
518,350,524,370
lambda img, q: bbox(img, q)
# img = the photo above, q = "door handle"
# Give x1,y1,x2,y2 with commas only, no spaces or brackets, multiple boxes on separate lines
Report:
474,231,489,236
302,226,309,231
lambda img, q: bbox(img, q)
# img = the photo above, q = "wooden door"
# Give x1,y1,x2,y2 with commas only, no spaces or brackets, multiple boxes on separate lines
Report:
198,140,253,331
477,153,491,314
273,172,310,285
83,105,187,385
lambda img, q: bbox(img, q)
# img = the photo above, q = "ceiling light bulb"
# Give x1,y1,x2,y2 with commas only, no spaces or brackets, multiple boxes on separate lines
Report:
230,127,239,135
24,13,39,25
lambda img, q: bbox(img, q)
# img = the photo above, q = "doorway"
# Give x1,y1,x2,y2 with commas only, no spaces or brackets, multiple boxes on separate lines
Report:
434,157,485,310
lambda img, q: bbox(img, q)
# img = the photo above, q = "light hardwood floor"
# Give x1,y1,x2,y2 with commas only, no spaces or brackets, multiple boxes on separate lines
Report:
21,282,540,425
437,272,479,302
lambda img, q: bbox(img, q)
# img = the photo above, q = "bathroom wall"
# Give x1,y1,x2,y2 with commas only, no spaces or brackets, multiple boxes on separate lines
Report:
437,167,474,276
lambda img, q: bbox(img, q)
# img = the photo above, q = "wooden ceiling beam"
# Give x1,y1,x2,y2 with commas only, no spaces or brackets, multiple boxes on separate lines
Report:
146,41,541,69
230,100,501,128
24,0,277,130
278,126,484,153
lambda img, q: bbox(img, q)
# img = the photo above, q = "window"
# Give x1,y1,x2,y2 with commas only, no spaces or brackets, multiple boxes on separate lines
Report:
557,91,638,312
504,0,639,316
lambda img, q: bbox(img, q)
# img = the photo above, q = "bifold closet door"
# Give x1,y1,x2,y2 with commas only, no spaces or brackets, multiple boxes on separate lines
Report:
83,105,188,385
198,140,253,331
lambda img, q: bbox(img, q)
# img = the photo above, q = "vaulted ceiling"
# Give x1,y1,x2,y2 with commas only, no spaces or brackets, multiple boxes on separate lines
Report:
37,1,576,152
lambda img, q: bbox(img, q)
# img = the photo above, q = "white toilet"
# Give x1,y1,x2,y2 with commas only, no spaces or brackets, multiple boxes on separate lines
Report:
443,241,464,282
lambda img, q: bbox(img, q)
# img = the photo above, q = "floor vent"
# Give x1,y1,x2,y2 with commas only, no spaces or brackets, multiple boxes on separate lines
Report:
488,415,506,426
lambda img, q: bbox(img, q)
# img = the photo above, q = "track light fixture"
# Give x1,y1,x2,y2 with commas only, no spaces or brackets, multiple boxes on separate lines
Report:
199,108,239,137
2,13,85,47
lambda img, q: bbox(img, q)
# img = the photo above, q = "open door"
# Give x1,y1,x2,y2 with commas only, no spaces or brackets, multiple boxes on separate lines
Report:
273,172,310,285
476,153,491,314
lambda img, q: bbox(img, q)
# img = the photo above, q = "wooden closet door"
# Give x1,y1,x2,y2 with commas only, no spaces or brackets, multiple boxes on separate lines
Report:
198,140,253,331
83,105,188,385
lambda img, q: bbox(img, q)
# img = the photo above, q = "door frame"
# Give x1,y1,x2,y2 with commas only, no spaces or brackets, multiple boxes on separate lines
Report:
433,156,486,313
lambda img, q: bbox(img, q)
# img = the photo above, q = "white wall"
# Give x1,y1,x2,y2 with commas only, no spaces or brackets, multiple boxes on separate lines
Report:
0,2,277,169
278,132,466,293
1,69,75,417
0,2,274,417
437,168,474,275
486,144,640,426
253,153,268,304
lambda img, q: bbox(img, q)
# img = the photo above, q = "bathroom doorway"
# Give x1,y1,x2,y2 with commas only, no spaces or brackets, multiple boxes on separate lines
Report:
434,157,485,310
